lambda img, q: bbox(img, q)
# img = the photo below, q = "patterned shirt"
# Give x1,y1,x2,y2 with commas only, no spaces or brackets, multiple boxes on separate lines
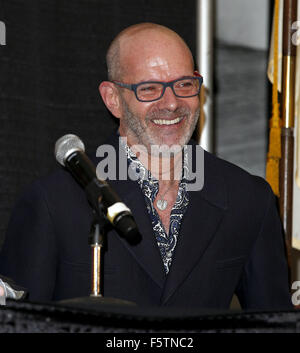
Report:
123,143,190,274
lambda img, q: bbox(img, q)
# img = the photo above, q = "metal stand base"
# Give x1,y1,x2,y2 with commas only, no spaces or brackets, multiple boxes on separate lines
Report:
58,296,136,310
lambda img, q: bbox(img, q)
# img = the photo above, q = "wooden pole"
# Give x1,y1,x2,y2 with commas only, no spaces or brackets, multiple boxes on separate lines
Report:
280,0,298,281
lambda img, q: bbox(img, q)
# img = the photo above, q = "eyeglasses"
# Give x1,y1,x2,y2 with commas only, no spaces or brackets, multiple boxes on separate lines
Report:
112,76,203,102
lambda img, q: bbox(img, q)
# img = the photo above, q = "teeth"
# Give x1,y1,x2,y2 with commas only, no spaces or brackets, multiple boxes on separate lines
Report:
153,117,182,125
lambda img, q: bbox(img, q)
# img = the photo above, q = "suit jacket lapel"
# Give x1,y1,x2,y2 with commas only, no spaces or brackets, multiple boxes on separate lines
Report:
160,149,228,305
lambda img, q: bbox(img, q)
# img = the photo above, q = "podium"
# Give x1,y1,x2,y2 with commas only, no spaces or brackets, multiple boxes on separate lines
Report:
0,299,299,333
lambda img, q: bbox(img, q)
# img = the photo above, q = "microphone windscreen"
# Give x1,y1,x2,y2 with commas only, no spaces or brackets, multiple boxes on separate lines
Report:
55,134,85,166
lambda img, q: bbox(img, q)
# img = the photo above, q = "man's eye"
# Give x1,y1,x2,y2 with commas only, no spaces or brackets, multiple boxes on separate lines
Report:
177,81,193,88
138,85,161,97
140,85,157,92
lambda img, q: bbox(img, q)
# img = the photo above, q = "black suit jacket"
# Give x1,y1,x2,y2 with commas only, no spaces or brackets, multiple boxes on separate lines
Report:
0,134,292,310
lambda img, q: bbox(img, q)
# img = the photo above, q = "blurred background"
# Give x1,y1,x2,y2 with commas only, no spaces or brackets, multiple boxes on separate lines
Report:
215,0,271,178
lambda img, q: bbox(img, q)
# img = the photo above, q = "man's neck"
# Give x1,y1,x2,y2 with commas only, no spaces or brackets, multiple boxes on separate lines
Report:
128,143,183,184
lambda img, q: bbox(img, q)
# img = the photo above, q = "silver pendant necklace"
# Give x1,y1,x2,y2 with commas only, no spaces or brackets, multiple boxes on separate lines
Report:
156,198,168,211
156,184,173,211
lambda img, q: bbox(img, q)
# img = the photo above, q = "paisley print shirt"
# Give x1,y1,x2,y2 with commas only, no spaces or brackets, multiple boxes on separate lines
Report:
123,143,190,274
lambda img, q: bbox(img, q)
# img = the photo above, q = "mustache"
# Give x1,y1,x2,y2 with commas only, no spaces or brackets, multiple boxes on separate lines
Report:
146,107,190,121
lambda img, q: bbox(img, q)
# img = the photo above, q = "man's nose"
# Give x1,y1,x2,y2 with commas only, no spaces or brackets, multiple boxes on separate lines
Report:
158,86,179,111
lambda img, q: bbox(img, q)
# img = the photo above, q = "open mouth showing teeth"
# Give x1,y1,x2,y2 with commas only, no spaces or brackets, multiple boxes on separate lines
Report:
152,117,183,126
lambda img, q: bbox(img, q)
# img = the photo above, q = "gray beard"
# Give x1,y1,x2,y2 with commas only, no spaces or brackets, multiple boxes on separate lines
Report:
120,97,200,150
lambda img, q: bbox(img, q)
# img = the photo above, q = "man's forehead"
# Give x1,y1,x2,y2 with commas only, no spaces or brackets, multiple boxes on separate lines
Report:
119,31,193,74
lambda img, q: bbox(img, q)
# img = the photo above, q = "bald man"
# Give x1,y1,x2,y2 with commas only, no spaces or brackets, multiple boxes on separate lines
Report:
99,23,201,238
0,23,292,310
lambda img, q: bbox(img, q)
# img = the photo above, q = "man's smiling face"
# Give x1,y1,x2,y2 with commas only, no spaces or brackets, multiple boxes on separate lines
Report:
116,27,200,151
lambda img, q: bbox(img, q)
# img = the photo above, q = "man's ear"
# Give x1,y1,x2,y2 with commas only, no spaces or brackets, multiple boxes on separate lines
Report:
99,81,122,119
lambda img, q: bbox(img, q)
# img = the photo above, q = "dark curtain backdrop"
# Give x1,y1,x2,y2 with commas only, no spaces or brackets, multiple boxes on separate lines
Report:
0,0,196,248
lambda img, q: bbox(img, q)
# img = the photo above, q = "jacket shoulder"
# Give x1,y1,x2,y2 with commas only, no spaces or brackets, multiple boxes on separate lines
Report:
202,151,274,215
205,150,272,195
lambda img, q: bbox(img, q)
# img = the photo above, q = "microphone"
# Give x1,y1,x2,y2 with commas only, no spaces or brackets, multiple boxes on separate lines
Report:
54,134,141,244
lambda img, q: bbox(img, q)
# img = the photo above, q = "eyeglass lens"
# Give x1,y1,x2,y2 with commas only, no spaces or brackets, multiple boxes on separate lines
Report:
136,78,200,101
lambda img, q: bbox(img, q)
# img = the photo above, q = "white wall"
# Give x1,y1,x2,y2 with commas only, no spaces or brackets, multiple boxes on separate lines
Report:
216,0,269,50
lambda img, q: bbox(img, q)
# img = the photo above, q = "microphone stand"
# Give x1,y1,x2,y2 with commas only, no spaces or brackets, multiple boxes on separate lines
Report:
58,201,136,309
89,211,105,298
